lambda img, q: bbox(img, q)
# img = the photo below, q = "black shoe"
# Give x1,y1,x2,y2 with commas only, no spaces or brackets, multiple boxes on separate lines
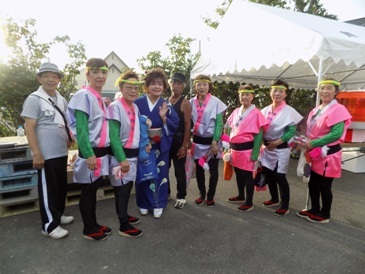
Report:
96,224,112,235
274,208,290,216
128,215,140,225
206,200,215,207
296,209,317,219
119,223,143,238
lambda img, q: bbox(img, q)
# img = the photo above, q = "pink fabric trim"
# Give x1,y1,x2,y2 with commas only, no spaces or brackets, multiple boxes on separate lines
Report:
193,93,211,135
120,98,135,148
263,102,287,132
85,87,107,148
85,87,107,177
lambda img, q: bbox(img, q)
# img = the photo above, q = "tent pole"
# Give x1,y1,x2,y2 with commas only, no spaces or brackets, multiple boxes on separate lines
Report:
316,58,324,107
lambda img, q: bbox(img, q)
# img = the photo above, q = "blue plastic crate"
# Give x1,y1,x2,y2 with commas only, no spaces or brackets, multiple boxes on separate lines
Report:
0,174,37,192
0,160,36,178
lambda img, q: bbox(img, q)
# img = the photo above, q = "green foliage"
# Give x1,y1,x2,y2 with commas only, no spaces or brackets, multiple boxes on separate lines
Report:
0,17,86,136
137,34,200,98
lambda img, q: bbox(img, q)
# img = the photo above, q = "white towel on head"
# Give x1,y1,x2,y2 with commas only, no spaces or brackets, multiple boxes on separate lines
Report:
32,87,65,127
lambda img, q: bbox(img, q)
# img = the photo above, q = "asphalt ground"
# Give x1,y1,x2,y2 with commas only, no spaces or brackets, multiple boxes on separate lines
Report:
1,159,364,274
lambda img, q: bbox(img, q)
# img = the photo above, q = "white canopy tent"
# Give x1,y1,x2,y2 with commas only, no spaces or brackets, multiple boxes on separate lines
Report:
191,0,365,91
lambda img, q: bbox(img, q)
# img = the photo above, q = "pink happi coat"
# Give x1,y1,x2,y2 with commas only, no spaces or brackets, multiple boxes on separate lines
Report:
306,100,351,178
227,105,267,171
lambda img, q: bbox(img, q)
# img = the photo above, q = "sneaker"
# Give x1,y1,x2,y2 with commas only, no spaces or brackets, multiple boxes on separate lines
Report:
60,215,74,225
97,225,112,235
306,213,330,224
262,200,280,207
83,230,108,241
296,209,317,219
274,208,290,216
174,199,186,209
140,208,149,216
206,200,215,207
153,208,163,218
227,196,245,204
195,198,205,206
118,224,143,238
128,215,140,225
237,204,254,212
42,226,68,239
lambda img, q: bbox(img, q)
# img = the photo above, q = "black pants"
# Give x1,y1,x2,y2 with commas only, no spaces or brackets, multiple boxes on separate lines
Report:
38,156,68,232
78,177,102,234
114,182,133,225
263,165,290,209
308,170,334,218
233,167,255,206
168,134,187,199
195,156,219,201
169,156,187,199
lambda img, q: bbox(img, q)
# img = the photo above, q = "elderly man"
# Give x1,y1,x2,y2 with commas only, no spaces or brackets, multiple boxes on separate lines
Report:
168,72,191,209
21,63,74,239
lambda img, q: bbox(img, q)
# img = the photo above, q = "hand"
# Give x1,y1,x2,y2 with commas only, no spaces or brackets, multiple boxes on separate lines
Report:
86,155,97,170
32,152,45,169
210,140,218,157
145,143,152,153
159,102,168,123
266,140,278,151
303,141,313,151
177,147,187,159
120,160,130,173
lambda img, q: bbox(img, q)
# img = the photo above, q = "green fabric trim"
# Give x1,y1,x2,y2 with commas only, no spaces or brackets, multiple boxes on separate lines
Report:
109,119,127,162
251,128,263,161
310,122,345,147
213,113,224,141
75,110,94,158
281,125,297,143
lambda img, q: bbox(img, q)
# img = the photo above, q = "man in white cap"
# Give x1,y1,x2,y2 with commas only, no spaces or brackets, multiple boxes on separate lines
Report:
168,72,191,209
21,62,74,239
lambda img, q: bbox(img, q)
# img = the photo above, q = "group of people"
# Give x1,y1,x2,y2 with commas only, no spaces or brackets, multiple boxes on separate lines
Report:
21,59,351,240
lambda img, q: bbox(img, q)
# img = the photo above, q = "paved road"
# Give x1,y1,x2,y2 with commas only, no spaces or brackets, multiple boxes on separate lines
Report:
1,159,364,274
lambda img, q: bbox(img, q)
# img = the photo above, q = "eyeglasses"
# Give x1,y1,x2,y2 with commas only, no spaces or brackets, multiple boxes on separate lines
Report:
124,85,139,92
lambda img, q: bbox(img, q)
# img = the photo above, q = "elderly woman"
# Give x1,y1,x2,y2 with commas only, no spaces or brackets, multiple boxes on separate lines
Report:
134,68,179,219
260,79,303,216
190,74,227,207
67,58,128,240
297,78,351,224
108,69,145,237
225,85,267,212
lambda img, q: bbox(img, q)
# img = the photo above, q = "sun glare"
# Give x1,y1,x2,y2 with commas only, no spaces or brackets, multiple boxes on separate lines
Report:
0,28,11,63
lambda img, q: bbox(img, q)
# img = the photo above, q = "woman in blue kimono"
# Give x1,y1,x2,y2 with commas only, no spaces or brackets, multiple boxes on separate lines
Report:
134,68,179,218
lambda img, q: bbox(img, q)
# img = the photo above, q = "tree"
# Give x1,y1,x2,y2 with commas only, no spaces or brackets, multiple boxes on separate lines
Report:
0,17,86,136
137,35,199,98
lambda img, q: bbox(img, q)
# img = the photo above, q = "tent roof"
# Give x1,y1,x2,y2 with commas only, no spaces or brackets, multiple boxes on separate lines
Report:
191,0,365,90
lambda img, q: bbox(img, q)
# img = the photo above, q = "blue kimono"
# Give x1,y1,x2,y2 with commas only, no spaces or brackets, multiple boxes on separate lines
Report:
134,95,179,209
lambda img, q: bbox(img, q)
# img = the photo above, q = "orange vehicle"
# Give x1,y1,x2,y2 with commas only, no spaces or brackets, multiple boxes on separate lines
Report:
337,90,365,143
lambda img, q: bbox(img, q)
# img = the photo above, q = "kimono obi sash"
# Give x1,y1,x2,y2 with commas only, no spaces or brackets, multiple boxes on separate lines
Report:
148,128,162,144
230,141,254,151
78,146,111,159
193,135,213,145
109,147,139,158
326,144,341,155
264,140,289,149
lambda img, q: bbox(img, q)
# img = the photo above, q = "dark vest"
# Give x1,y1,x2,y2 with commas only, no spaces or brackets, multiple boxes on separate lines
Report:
172,96,185,135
